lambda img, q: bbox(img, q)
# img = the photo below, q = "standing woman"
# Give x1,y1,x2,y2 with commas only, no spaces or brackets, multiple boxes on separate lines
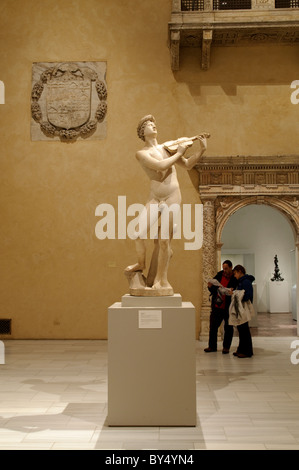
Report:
232,265,254,358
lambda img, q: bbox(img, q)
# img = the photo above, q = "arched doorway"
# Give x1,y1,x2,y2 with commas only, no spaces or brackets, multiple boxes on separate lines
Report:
221,204,297,336
196,155,299,339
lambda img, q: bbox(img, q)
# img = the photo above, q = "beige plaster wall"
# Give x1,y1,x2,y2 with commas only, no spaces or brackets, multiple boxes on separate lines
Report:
0,0,298,338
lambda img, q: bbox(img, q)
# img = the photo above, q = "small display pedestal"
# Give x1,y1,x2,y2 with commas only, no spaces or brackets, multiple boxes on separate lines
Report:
268,281,290,313
108,294,196,426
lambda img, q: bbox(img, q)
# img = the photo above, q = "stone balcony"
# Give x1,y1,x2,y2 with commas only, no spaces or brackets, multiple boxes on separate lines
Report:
169,0,299,69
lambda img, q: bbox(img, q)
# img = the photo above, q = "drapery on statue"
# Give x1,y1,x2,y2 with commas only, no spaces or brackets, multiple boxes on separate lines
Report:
125,115,210,296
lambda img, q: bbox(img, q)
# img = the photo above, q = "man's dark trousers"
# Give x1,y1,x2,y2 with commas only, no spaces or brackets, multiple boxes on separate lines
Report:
208,306,234,351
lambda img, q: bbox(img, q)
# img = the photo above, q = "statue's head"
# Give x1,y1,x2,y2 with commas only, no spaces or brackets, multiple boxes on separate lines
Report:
137,115,156,141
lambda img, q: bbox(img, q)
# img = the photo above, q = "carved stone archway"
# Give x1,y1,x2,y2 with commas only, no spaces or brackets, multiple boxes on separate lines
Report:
196,156,299,338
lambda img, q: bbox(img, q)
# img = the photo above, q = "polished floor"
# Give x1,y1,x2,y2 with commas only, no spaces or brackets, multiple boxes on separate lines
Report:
0,319,298,450
0,313,299,450
251,312,297,337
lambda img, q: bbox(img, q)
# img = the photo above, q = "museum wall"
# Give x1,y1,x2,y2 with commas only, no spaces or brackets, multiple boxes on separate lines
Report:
0,0,298,338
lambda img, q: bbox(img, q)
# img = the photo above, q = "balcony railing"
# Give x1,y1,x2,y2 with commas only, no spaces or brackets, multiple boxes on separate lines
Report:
275,0,299,7
213,0,251,9
181,0,204,10
180,0,299,8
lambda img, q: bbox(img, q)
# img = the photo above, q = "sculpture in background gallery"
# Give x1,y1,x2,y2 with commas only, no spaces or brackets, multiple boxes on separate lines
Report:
125,115,210,296
271,254,284,282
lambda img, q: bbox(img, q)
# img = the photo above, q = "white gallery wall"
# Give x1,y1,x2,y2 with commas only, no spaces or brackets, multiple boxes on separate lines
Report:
221,204,295,314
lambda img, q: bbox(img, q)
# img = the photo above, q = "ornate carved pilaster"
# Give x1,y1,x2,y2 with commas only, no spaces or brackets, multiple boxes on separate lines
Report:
200,197,217,339
216,242,223,270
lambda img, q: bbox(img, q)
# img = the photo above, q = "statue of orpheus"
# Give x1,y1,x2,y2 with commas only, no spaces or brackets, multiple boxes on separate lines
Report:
125,114,209,296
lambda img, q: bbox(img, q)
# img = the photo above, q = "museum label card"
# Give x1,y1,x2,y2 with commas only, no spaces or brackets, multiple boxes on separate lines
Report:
138,310,162,329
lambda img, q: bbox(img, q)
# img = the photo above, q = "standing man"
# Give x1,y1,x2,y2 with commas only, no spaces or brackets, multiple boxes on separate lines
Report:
204,260,238,354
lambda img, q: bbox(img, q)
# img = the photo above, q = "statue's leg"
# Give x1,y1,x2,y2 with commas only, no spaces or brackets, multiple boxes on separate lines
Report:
152,203,176,289
152,239,172,289
125,200,158,274
124,238,146,272
146,237,159,287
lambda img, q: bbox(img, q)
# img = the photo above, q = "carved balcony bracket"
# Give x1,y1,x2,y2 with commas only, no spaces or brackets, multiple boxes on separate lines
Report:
201,30,213,70
170,30,181,71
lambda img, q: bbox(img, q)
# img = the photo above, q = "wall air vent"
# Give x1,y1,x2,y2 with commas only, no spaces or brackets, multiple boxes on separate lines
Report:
0,319,11,335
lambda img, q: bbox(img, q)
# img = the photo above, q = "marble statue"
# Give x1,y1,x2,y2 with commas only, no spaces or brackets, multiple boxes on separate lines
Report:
125,114,209,296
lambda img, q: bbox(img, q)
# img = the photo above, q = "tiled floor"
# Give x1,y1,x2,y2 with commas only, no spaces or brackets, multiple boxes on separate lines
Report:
0,330,299,450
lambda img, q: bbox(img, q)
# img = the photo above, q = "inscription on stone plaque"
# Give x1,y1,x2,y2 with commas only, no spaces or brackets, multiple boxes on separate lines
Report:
31,62,107,141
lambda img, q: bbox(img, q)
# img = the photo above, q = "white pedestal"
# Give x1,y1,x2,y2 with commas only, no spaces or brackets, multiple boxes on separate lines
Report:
108,294,196,426
268,281,290,313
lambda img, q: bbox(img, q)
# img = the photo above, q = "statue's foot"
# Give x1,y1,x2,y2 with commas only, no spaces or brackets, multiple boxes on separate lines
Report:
144,279,173,296
152,280,172,290
124,263,145,273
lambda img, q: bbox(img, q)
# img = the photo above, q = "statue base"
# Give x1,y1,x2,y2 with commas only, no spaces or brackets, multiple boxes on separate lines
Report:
125,270,174,297
108,296,196,426
129,286,174,297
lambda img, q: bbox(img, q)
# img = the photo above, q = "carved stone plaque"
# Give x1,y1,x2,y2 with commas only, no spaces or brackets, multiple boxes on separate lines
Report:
31,61,107,141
